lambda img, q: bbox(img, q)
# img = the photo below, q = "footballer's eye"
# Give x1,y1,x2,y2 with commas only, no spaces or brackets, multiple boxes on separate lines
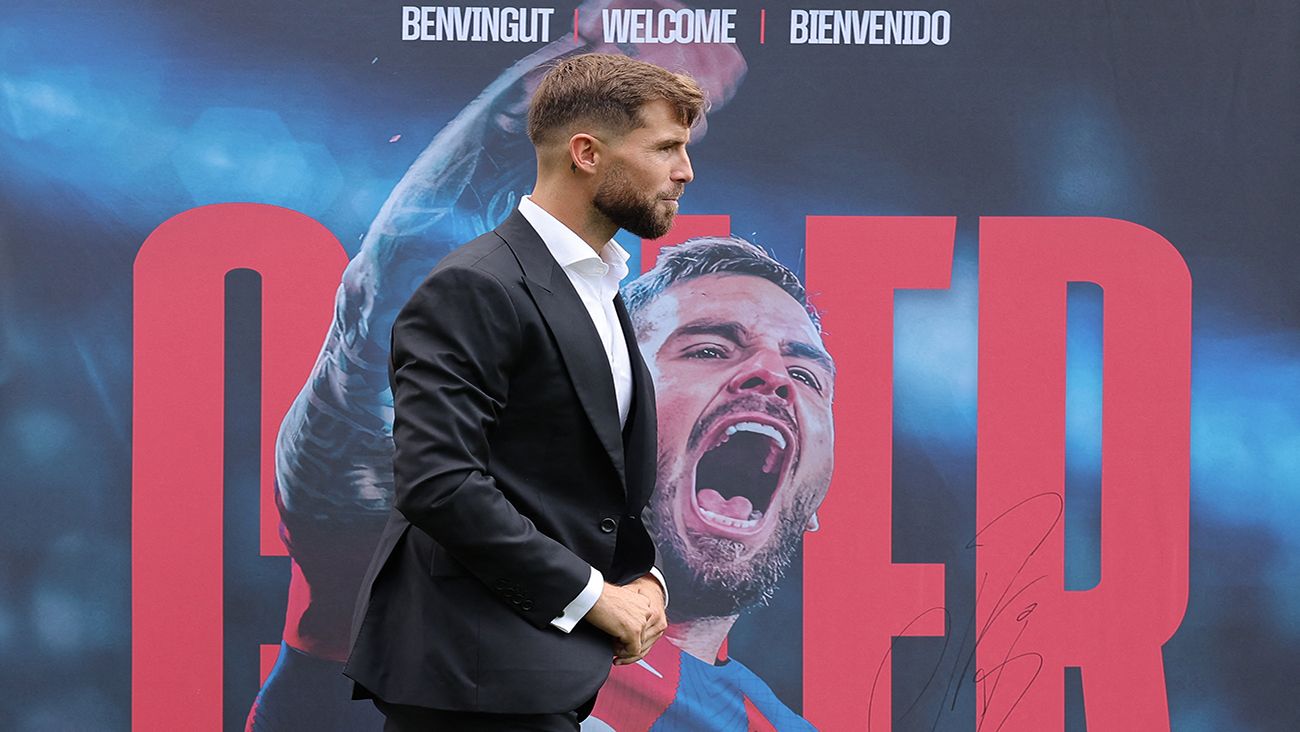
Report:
789,366,823,393
684,343,730,359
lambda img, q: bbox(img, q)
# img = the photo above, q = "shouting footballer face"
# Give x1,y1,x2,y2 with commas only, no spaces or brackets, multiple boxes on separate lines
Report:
635,273,835,620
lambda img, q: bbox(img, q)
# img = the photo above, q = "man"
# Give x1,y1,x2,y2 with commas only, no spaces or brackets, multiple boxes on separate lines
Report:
586,237,834,730
343,54,706,730
245,18,746,729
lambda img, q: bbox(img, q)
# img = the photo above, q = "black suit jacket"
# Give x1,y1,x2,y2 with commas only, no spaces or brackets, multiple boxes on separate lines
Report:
343,210,659,713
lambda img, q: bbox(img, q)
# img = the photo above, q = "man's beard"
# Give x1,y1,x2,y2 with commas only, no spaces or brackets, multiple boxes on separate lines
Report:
644,471,817,622
593,163,676,239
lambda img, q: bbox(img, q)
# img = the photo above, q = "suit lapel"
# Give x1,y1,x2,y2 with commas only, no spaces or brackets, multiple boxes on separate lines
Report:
615,292,657,507
494,211,627,490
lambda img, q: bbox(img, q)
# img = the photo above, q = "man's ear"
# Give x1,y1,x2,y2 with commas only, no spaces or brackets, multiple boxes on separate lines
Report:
568,133,599,174
805,513,820,533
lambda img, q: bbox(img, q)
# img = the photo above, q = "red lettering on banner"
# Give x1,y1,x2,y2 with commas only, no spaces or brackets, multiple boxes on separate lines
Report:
803,217,953,730
975,217,1189,730
128,207,1190,730
132,204,346,730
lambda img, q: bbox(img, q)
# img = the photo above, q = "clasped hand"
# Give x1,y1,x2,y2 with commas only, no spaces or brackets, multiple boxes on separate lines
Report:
585,576,668,666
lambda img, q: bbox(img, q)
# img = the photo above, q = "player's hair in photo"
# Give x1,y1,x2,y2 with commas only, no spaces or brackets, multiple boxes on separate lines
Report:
622,235,822,332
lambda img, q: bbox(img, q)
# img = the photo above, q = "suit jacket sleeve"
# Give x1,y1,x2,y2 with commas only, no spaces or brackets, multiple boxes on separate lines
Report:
389,264,592,630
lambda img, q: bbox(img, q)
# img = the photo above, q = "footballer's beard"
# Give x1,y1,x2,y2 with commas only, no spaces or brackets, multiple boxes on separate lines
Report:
644,468,818,622
593,164,678,240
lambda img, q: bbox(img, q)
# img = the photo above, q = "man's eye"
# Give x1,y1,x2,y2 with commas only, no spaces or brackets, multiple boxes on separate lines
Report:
685,345,728,359
790,367,822,392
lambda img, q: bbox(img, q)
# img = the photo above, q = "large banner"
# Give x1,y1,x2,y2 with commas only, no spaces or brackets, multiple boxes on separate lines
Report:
2,1,1297,729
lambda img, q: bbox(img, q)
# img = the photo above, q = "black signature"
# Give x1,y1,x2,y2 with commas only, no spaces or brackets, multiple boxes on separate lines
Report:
867,491,1063,732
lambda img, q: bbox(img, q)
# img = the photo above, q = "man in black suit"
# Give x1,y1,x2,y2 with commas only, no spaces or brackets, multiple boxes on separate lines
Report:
344,54,706,730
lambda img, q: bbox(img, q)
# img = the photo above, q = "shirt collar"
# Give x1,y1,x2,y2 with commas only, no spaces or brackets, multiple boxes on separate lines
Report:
518,195,629,279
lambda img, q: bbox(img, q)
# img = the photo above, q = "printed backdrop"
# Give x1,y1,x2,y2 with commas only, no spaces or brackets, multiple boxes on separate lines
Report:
1,1,1297,730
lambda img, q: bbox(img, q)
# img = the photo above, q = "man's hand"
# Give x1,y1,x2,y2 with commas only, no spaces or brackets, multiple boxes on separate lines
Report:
586,583,653,663
619,575,668,665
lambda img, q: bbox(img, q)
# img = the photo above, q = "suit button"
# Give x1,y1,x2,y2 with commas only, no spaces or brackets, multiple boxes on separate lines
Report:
521,600,534,611
599,517,617,533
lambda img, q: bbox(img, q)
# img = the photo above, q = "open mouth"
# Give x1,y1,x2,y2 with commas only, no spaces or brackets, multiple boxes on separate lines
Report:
690,417,794,537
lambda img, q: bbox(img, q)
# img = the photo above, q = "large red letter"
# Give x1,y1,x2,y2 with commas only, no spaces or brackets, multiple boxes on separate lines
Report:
132,204,347,730
975,217,1190,730
803,216,953,729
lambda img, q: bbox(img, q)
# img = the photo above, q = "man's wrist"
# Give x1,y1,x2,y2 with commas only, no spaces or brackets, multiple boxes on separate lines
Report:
644,567,668,608
550,566,603,633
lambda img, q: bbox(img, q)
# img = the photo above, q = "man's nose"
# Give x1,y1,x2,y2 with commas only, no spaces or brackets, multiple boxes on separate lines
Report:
726,351,793,401
672,150,694,184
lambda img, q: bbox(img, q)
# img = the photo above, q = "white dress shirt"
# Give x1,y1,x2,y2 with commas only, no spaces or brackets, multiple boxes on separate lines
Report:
516,195,666,632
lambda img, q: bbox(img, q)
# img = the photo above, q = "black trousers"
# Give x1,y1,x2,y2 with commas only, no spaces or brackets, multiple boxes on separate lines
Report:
373,697,594,732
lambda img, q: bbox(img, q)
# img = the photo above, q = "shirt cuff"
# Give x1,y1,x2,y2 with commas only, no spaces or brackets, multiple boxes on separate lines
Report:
647,566,669,609
550,565,603,633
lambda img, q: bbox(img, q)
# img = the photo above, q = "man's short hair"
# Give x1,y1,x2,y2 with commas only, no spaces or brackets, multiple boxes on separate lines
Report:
622,236,822,333
527,53,707,145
